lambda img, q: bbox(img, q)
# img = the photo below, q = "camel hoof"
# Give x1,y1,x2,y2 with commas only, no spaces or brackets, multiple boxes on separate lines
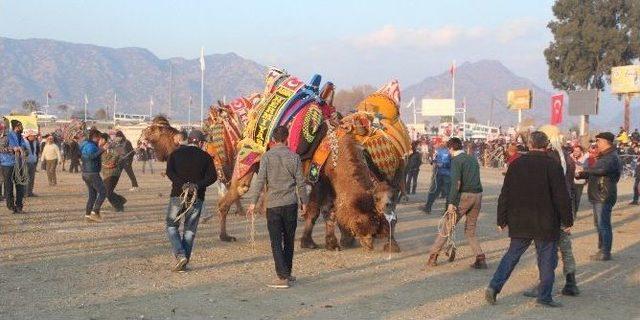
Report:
325,236,340,251
383,241,401,253
358,238,374,252
300,238,318,249
220,235,237,242
339,236,356,249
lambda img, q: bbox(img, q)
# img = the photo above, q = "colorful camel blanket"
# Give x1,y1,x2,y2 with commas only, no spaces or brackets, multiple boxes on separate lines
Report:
233,72,331,180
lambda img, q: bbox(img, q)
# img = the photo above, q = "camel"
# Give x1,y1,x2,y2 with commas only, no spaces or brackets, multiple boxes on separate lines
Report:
138,116,179,161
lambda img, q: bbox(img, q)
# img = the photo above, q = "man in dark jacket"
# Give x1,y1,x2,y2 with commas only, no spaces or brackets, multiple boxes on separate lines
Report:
576,132,622,261
486,131,573,308
405,142,422,195
68,137,81,173
115,131,139,191
423,142,451,214
165,132,216,272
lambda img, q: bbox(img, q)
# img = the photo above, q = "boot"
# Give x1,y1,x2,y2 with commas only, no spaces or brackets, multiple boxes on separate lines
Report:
561,273,580,296
471,254,488,269
426,254,438,267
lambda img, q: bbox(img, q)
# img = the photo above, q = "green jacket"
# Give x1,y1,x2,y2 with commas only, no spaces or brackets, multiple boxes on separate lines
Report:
101,148,121,178
448,151,483,206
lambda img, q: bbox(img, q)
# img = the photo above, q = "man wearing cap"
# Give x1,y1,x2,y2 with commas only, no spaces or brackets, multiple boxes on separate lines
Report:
114,131,139,191
576,132,622,261
25,132,40,197
1,120,28,213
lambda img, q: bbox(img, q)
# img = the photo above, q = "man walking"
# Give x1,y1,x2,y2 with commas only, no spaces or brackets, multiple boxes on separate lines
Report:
165,132,216,272
1,120,28,213
25,132,40,197
81,129,107,222
40,135,62,186
100,133,126,212
577,132,622,261
426,137,485,269
68,137,81,173
114,131,139,191
247,126,308,289
423,141,451,214
486,131,572,308
405,141,422,195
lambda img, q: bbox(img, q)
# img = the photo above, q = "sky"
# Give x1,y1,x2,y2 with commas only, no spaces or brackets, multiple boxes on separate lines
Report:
0,0,557,89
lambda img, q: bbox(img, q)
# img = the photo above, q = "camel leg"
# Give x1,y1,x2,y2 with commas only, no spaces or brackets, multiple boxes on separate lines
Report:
300,192,321,249
324,211,340,251
358,235,374,252
338,224,356,249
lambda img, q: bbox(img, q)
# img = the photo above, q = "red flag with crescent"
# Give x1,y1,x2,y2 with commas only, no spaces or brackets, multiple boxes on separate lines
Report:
551,94,563,125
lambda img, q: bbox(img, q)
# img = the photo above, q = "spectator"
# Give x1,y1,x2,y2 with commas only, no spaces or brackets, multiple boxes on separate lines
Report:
423,142,451,214
576,132,622,261
25,132,40,197
1,120,28,213
67,137,81,173
40,135,62,186
405,142,422,195
138,141,154,174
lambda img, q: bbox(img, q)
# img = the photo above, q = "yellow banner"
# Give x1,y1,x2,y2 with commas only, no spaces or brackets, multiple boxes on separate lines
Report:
611,65,640,94
4,115,39,135
507,89,533,110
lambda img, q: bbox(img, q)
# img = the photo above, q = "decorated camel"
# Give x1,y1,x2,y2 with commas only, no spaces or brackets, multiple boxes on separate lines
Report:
299,80,411,252
217,68,400,251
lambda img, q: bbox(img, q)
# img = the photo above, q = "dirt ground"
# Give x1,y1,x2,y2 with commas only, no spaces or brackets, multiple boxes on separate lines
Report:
1,162,639,320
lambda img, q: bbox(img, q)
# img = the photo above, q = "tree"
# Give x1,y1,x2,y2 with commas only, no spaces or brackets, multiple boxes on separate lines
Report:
545,0,639,91
57,104,69,114
94,108,107,120
22,99,40,113
333,84,376,114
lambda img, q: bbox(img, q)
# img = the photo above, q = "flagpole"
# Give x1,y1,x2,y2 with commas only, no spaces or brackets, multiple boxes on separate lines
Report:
84,95,87,122
451,60,456,100
113,92,117,125
200,46,205,128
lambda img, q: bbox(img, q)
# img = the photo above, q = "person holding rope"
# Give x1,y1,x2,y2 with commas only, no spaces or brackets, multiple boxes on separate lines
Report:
100,133,126,212
247,126,308,289
486,131,572,308
164,132,216,272
426,137,485,269
1,120,28,213
114,131,139,191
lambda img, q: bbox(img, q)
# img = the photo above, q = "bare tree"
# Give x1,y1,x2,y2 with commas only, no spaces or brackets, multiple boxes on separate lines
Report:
333,84,376,114
22,99,40,113
94,108,107,120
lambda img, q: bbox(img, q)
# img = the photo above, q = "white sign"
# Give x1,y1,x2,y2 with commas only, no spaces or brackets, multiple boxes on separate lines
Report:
421,99,455,116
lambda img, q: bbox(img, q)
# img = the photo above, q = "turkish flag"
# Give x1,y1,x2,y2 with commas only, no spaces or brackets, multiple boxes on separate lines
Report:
551,94,563,125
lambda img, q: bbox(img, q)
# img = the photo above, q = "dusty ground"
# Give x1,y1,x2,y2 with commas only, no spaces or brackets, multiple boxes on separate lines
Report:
1,162,639,320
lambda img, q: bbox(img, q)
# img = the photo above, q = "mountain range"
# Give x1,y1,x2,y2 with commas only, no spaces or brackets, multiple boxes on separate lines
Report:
0,36,627,128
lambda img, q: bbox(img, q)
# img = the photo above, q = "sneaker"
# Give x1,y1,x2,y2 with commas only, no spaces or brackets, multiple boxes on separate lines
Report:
172,255,189,272
87,211,102,222
267,278,290,289
485,287,497,305
537,300,563,308
129,187,139,192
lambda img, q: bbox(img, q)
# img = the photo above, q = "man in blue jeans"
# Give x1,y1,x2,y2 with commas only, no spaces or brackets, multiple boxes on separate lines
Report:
576,132,621,261
423,142,451,214
81,129,107,222
1,120,28,213
486,131,573,308
165,132,216,272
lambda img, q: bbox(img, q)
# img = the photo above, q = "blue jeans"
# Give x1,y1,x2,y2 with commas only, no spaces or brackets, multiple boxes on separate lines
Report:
166,197,203,259
489,238,558,303
82,172,106,215
425,174,450,211
592,201,613,255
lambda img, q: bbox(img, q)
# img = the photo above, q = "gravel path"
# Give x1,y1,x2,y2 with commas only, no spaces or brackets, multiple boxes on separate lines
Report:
1,163,639,320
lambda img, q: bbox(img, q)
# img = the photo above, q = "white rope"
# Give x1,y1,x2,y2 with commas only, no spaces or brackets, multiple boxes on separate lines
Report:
173,188,198,223
13,154,30,186
437,207,458,258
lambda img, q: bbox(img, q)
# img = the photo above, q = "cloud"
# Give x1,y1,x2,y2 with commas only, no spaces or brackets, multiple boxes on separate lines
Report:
352,24,487,49
350,18,541,50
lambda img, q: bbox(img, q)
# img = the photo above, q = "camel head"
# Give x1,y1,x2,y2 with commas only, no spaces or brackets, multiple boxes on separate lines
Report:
139,116,179,161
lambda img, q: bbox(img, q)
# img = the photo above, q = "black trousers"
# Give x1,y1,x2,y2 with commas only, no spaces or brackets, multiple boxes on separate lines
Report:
267,203,298,279
103,174,126,210
405,170,419,194
2,166,24,210
122,161,138,188
69,159,80,173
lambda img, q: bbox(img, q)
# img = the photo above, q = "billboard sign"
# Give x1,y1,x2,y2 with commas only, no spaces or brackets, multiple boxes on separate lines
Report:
507,89,533,110
568,89,599,116
611,65,640,94
421,99,455,116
